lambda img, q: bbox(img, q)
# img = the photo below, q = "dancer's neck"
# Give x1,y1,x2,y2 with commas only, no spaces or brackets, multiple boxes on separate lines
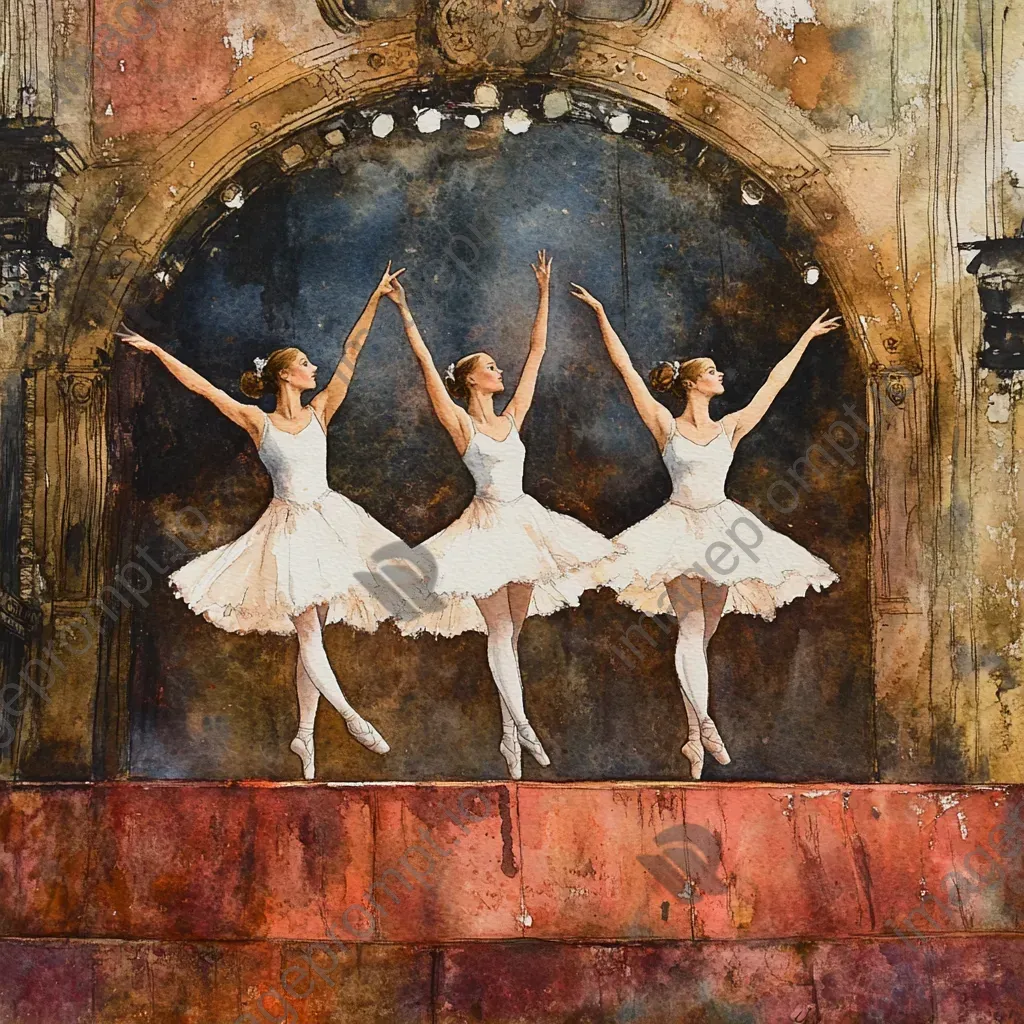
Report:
273,387,306,423
679,393,714,429
467,391,499,425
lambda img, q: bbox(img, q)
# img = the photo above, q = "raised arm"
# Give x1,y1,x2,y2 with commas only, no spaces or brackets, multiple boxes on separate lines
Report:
117,327,264,445
570,284,673,449
310,262,404,426
385,279,473,454
723,309,842,446
504,250,550,428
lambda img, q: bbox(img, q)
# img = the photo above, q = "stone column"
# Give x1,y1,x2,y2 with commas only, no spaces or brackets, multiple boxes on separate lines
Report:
15,364,115,779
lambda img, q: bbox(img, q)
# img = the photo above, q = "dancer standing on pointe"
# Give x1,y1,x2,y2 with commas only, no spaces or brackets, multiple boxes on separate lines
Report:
388,252,620,779
118,263,407,780
571,283,841,779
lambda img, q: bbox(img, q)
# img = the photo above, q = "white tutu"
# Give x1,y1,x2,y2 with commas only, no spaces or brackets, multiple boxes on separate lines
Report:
169,490,407,636
397,411,620,637
398,493,618,637
170,408,409,636
598,497,838,621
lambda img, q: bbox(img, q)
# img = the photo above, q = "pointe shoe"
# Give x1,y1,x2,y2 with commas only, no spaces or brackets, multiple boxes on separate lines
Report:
681,738,705,780
699,718,732,765
500,729,522,780
517,722,551,767
290,734,315,780
345,714,390,755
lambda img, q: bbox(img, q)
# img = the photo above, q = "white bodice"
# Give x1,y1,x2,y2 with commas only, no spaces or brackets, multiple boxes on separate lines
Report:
258,410,331,505
662,420,733,509
463,413,526,503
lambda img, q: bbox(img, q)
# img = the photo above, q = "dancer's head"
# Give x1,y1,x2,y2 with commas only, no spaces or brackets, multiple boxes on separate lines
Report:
649,357,724,401
240,348,317,399
443,352,504,403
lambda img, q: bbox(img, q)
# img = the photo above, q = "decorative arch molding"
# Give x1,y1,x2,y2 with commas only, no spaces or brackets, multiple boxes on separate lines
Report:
61,35,918,378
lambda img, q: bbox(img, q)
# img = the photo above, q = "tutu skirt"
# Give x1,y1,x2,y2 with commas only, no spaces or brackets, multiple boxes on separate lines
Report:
598,498,838,620
169,490,408,636
398,493,620,637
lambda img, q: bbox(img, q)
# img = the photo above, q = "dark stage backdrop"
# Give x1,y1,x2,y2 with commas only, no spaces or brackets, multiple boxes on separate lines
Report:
124,117,872,782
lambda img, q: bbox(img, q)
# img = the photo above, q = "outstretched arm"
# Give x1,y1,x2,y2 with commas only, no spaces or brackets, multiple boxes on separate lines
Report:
386,280,473,454
310,262,404,426
505,250,551,428
117,327,264,445
723,309,842,446
570,284,673,449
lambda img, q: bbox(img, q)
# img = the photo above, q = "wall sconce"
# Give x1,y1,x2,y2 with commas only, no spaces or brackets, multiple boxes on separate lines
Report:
961,223,1024,374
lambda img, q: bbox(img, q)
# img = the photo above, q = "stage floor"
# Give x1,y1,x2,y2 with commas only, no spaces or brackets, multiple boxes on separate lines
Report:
1,781,1022,1020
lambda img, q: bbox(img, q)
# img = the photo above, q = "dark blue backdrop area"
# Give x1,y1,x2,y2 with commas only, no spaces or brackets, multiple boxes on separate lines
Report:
124,117,872,782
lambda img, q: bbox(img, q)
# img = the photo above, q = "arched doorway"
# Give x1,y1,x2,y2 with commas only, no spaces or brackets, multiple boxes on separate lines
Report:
113,82,872,780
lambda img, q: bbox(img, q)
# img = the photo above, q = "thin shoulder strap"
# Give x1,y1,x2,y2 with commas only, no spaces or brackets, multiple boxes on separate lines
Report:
309,405,327,436
659,416,677,455
259,410,270,446
466,414,477,437
505,410,517,431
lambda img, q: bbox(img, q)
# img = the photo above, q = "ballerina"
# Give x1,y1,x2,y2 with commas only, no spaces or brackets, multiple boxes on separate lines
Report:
118,263,407,780
571,283,841,779
388,252,621,779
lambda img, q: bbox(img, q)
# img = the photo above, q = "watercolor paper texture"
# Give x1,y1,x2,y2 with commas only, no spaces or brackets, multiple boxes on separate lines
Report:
2,0,1024,1018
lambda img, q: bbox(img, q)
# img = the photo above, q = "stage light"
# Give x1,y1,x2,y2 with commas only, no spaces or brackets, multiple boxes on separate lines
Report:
803,263,821,285
416,108,442,134
607,112,631,134
371,113,395,138
474,82,500,110
220,183,245,209
464,114,482,128
503,109,531,135
543,90,571,119
740,179,765,205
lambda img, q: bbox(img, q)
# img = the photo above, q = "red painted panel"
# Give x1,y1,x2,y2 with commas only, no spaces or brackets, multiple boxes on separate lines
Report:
0,788,92,937
518,785,654,939
682,786,867,939
370,785,524,942
2,782,1023,945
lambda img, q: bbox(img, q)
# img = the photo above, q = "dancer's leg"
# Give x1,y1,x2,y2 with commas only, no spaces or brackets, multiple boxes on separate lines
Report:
505,583,548,766
292,606,389,754
701,583,729,654
291,605,328,778
666,576,711,778
497,583,534,730
666,578,731,774
295,604,328,737
475,588,528,726
293,605,356,719
507,582,534,677
696,582,731,763
666,578,709,715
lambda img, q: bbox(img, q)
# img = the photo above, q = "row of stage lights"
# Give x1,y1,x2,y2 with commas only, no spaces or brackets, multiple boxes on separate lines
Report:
362,83,634,140
152,82,821,290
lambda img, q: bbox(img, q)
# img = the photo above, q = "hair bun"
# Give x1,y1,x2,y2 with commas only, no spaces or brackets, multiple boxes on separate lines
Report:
649,360,680,393
239,369,265,399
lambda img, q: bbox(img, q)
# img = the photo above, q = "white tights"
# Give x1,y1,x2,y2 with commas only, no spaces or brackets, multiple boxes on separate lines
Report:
292,604,356,734
666,577,729,741
475,583,534,732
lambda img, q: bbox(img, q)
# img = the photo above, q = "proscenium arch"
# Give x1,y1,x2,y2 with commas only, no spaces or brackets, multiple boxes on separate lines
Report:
61,49,916,376
122,108,872,781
